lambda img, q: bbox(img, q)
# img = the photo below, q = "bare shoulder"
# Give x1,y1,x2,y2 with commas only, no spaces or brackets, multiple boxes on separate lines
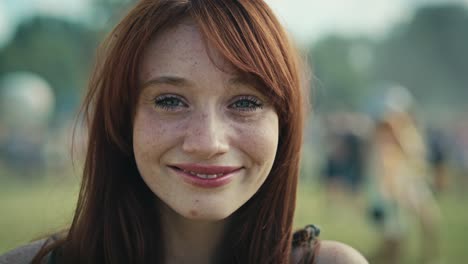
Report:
316,240,369,264
0,239,47,264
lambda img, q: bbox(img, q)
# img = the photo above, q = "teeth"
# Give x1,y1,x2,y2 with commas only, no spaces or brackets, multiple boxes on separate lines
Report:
182,169,224,179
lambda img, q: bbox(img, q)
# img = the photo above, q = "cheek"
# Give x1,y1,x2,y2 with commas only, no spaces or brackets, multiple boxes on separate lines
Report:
132,108,182,163
232,113,279,167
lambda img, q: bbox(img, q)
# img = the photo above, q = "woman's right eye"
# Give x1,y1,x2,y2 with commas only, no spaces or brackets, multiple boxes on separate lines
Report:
153,95,188,111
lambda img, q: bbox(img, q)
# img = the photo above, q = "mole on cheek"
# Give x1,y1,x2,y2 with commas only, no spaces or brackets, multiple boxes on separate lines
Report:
189,210,198,217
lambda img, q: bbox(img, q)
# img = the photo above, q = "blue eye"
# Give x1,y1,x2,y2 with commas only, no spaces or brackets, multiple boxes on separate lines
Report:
230,96,263,111
154,95,187,110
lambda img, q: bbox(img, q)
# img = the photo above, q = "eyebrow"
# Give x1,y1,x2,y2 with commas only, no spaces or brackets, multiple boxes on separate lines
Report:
228,76,248,86
140,76,193,90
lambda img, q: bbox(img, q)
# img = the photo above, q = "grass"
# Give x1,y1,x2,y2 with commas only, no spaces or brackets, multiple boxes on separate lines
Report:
1,174,468,263
0,174,78,253
294,184,468,263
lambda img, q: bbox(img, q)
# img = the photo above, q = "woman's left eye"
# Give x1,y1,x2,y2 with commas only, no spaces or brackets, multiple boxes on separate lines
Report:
229,96,263,111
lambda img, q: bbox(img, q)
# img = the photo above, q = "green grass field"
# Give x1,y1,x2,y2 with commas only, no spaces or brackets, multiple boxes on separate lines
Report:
1,174,467,263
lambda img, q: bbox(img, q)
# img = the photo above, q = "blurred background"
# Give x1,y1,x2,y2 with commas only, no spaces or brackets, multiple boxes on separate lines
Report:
0,0,467,263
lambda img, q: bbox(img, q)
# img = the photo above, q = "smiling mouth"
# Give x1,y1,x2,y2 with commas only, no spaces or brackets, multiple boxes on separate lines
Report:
168,164,242,180
177,169,223,179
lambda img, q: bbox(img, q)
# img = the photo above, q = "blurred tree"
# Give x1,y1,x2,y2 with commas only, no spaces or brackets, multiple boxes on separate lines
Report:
0,16,98,117
310,36,374,112
0,1,136,119
373,4,468,114
91,0,136,29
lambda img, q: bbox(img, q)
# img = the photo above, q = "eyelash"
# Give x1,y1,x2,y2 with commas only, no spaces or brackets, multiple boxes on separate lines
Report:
153,95,264,112
229,96,263,112
153,95,187,111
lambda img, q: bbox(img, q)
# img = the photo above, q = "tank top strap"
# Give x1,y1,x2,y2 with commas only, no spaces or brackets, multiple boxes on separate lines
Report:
292,224,321,264
45,234,61,264
47,248,57,264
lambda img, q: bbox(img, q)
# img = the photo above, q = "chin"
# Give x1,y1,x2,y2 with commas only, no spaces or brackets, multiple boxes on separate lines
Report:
179,206,235,221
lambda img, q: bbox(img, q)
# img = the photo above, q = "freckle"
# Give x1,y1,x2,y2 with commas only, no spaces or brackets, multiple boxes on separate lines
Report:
189,210,198,217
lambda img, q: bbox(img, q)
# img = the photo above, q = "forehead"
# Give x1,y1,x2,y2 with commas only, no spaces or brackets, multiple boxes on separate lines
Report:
153,21,205,59
139,20,235,82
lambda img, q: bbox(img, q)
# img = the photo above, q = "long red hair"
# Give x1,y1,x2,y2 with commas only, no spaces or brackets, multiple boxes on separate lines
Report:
33,0,308,263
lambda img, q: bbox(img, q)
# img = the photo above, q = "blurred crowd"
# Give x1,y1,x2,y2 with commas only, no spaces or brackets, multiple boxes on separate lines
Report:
317,85,468,264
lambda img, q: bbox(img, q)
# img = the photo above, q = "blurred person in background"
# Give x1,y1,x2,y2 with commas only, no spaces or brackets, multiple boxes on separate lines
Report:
426,127,450,194
321,112,369,204
367,86,440,264
453,121,468,194
0,0,368,264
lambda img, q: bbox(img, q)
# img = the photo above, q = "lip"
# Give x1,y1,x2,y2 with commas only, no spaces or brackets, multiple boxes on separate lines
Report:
168,163,242,188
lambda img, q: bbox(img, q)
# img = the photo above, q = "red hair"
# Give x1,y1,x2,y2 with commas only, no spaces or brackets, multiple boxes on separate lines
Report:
33,0,308,263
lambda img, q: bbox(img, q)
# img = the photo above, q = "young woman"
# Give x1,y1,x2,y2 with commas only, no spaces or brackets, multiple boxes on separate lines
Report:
1,0,367,263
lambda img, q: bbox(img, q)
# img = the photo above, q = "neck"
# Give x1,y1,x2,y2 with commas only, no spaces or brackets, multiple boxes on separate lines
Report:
159,203,228,264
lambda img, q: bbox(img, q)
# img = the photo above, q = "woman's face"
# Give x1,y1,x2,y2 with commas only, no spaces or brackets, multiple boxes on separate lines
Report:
133,22,279,221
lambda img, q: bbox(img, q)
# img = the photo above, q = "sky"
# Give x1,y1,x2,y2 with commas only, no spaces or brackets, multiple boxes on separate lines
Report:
266,0,468,44
0,0,468,47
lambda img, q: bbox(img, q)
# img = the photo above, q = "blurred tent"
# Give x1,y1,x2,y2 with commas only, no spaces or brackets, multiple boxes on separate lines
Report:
0,72,55,127
0,72,55,175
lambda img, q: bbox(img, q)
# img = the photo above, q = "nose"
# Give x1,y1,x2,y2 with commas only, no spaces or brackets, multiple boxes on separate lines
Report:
182,108,229,159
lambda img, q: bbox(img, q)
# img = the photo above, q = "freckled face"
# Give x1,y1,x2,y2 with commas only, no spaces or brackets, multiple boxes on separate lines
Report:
133,22,279,221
